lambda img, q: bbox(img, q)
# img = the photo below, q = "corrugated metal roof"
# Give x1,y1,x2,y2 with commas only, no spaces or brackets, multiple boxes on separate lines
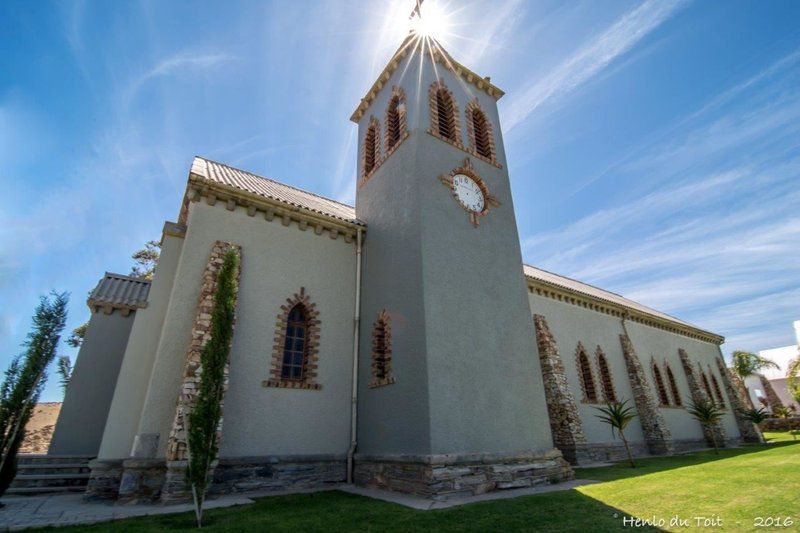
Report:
190,157,363,226
88,273,151,310
524,264,715,336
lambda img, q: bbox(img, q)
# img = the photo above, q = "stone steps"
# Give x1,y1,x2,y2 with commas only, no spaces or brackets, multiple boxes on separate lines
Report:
8,455,93,495
6,486,87,495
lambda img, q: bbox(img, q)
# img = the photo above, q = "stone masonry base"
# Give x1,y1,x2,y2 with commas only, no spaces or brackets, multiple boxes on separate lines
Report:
86,455,346,503
354,449,573,500
569,437,744,464
84,459,124,501
210,455,345,495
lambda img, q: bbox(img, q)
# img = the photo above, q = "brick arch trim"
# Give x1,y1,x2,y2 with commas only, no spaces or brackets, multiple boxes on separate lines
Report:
263,287,322,390
651,360,670,406
576,342,598,403
665,364,682,406
465,98,498,164
362,116,381,180
428,80,461,145
385,86,408,152
595,347,617,403
369,309,396,388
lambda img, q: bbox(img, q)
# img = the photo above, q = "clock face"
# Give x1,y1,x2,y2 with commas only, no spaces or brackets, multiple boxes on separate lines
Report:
452,173,485,213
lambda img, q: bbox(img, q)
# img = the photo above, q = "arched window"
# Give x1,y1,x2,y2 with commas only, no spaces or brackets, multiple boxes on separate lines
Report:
577,345,597,403
711,374,725,408
369,310,395,388
429,81,460,143
466,100,495,161
385,87,407,152
281,304,309,381
363,117,380,177
653,364,670,406
596,351,616,402
701,371,715,406
265,288,322,390
666,365,682,406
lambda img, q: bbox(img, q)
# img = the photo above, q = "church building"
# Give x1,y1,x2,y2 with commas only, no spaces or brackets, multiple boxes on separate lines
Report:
50,33,762,503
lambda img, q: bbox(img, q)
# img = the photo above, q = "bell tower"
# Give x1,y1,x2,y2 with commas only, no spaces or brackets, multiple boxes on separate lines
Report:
352,32,569,496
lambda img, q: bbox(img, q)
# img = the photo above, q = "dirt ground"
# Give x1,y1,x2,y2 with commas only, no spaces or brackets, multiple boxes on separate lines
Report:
19,402,61,454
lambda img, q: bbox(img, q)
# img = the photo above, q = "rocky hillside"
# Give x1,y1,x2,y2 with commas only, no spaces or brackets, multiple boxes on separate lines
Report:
20,402,62,454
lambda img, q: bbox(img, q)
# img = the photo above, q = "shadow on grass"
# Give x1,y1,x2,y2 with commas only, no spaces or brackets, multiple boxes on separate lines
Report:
39,489,660,533
574,439,799,483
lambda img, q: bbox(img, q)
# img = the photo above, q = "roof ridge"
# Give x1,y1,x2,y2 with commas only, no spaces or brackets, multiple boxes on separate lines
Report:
195,156,355,211
103,272,152,284
524,264,631,302
523,263,712,334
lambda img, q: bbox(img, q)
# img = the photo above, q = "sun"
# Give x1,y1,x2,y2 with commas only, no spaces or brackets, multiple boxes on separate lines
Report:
409,1,451,40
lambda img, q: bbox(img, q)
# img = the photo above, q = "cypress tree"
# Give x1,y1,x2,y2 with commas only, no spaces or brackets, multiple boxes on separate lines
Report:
0,292,69,498
186,249,239,527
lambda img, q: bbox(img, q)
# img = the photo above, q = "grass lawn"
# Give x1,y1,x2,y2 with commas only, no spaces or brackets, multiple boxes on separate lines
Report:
44,432,799,532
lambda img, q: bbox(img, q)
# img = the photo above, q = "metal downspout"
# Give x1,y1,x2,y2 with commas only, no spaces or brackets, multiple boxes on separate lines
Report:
347,228,363,484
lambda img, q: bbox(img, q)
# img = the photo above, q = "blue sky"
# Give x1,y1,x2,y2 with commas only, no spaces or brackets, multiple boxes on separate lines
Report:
2,0,799,402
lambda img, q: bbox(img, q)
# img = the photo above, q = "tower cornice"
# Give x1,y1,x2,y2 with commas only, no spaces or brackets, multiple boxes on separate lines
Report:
350,34,505,123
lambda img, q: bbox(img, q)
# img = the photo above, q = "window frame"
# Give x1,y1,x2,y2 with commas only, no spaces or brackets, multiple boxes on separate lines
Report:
263,288,322,390
576,343,599,403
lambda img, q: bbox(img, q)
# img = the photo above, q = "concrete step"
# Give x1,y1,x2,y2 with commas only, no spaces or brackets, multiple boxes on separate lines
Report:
6,485,87,495
15,473,90,481
10,456,93,494
16,455,93,466
17,464,90,475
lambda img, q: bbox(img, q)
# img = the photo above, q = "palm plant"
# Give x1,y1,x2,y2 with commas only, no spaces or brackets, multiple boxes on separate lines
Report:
594,400,638,468
739,407,769,425
731,351,779,382
730,351,779,408
687,400,724,454
787,356,799,403
772,406,791,419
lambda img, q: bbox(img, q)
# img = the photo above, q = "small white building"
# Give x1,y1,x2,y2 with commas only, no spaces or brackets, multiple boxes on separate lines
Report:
744,321,800,412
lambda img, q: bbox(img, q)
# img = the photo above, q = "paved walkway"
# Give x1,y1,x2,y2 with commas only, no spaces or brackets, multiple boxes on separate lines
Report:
341,479,598,510
0,480,597,529
0,492,254,531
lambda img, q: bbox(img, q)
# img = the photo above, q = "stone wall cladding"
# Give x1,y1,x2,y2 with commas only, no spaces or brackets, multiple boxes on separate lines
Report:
118,459,167,504
678,349,727,447
729,371,753,409
210,456,346,494
166,241,242,462
619,332,675,455
581,442,650,462
759,374,785,410
354,450,572,501
84,459,124,501
263,287,322,390
533,315,590,465
713,357,760,445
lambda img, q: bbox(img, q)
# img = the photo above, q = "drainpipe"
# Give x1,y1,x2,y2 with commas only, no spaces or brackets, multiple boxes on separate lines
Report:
347,227,363,484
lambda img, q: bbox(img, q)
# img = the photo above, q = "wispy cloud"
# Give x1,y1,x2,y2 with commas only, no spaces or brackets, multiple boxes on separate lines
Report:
522,48,800,355
502,0,689,131
125,51,236,106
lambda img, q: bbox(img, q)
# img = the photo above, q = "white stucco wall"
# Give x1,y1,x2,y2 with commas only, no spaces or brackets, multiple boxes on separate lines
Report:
134,199,356,458
51,309,135,456
528,292,741,447
97,231,185,460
